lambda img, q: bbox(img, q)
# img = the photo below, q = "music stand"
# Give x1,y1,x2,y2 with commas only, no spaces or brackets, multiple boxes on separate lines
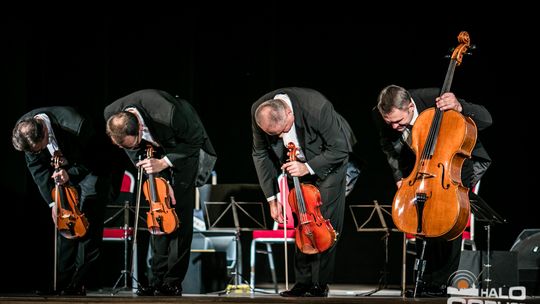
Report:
204,196,266,294
468,193,506,290
103,203,149,294
103,169,149,295
103,201,136,294
349,200,402,297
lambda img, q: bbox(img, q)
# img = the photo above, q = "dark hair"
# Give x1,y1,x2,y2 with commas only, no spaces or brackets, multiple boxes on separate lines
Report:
12,118,46,152
377,85,412,115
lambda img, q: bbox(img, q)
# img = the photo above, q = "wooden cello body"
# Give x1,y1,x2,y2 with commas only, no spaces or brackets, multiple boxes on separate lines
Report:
391,31,476,240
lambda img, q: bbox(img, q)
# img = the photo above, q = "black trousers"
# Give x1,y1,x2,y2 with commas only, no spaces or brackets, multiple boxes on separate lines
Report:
417,236,462,289
57,174,107,290
414,164,477,290
148,157,197,288
293,162,347,285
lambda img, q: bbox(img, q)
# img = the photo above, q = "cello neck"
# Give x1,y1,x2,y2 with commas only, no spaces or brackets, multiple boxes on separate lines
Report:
440,59,458,98
421,31,472,159
440,31,472,104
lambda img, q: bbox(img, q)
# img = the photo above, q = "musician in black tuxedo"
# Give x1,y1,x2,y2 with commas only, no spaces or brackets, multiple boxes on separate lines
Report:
104,89,216,296
251,87,358,297
373,85,492,297
12,106,114,296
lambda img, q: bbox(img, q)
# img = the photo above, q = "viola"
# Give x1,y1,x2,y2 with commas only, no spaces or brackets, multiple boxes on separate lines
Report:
286,142,336,254
51,152,89,239
142,145,179,235
391,31,476,240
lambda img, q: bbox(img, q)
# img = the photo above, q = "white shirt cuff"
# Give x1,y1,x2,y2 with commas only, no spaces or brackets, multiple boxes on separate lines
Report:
163,156,173,168
305,163,315,175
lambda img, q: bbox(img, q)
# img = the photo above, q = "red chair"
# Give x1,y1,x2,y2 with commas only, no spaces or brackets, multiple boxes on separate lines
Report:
249,174,295,293
103,170,135,240
249,218,295,293
102,171,137,292
461,181,481,251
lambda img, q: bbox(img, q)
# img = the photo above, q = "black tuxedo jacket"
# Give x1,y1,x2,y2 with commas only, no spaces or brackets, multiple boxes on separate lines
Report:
104,89,216,187
18,106,101,206
252,87,357,199
372,87,492,184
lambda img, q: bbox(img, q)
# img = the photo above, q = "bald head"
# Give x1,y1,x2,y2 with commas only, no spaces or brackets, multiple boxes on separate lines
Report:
255,99,293,136
106,111,139,147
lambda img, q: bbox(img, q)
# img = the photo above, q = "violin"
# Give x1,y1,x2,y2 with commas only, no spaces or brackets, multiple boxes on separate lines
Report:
51,152,89,239
142,145,179,235
391,31,475,240
286,142,337,254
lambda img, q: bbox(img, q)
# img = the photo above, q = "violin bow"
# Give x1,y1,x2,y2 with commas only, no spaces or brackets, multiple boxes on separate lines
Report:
279,170,290,291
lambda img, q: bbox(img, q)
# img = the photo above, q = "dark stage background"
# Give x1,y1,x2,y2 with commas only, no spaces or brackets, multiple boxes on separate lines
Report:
1,11,536,293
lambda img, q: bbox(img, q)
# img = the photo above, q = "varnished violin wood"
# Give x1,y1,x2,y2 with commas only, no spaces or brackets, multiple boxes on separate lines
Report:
288,183,337,254
142,145,179,235
143,176,179,234
287,142,337,254
51,154,89,240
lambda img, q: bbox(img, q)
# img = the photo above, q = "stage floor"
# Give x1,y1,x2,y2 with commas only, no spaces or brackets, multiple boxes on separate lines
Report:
1,284,540,304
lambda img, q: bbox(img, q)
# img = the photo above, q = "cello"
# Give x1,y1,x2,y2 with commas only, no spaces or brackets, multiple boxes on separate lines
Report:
51,151,89,239
391,31,476,241
286,142,337,254
142,145,179,235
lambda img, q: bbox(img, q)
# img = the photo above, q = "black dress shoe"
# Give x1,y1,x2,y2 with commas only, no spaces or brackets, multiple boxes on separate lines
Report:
304,283,329,297
155,284,182,296
405,287,447,298
35,289,60,296
305,283,329,297
279,283,311,297
135,286,155,296
60,286,86,296
405,288,422,298
423,287,448,298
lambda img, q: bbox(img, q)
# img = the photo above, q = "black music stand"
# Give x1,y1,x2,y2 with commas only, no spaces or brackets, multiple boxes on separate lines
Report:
103,168,150,295
204,196,266,295
103,201,135,294
468,193,506,290
349,200,402,297
103,198,149,295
